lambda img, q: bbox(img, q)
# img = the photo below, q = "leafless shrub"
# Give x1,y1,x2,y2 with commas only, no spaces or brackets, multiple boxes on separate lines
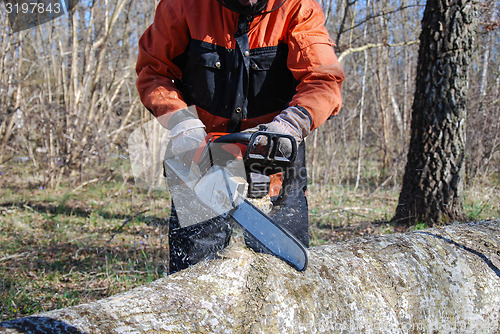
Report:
0,1,497,191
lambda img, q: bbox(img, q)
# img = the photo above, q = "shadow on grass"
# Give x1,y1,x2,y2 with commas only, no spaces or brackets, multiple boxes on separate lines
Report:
0,201,170,229
1,201,133,221
1,233,169,280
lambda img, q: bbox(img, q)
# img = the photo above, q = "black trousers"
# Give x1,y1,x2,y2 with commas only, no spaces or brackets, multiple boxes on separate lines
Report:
168,142,309,274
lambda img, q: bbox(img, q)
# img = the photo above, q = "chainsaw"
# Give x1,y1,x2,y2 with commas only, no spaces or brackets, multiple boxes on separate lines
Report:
163,131,308,271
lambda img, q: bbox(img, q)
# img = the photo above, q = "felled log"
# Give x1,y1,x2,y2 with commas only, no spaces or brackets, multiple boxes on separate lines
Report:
1,221,499,333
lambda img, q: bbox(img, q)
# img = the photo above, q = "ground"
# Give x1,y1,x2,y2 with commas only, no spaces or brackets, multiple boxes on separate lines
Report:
0,160,498,321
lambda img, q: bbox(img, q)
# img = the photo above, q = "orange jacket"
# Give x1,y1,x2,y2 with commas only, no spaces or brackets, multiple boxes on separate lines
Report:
136,0,344,133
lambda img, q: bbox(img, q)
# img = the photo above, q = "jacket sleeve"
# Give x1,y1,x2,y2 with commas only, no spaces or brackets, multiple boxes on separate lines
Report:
135,0,189,124
286,0,345,130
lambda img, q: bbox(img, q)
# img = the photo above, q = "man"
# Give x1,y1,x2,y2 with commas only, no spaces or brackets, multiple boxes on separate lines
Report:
136,0,344,273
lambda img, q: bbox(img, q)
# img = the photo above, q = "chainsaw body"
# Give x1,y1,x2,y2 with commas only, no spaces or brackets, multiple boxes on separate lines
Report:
163,131,308,271
195,132,296,206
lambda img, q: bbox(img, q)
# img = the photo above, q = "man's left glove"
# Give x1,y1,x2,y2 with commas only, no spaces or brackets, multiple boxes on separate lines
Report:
164,109,207,168
245,106,311,156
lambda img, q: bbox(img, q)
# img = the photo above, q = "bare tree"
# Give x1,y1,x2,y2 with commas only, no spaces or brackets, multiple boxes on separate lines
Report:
465,0,499,181
0,1,150,186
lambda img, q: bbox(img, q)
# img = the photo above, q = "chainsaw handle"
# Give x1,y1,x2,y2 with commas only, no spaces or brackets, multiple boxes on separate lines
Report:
212,132,252,144
210,131,297,174
213,132,297,159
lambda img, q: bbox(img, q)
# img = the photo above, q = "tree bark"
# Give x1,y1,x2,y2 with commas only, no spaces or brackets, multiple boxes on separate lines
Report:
1,221,499,333
393,0,478,227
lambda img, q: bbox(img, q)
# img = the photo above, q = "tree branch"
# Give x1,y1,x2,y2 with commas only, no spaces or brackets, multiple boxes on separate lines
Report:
338,40,419,62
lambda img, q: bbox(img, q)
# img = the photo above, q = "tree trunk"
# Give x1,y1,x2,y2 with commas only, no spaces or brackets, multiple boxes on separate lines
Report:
1,221,499,333
393,0,478,227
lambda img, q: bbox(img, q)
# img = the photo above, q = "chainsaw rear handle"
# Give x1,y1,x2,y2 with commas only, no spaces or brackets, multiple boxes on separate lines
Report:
214,131,297,170
248,131,297,169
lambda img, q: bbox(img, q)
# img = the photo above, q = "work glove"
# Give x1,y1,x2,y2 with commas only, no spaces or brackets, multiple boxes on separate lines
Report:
164,108,207,164
168,118,206,156
244,106,311,157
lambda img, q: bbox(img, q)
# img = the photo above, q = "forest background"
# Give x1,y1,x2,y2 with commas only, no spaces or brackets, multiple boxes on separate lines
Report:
0,0,498,320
